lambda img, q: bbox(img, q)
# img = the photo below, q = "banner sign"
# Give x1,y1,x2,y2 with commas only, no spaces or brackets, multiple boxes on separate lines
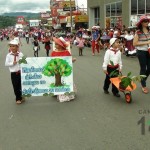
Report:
21,57,73,96
75,15,88,23
62,1,76,11
17,16,25,24
50,0,65,9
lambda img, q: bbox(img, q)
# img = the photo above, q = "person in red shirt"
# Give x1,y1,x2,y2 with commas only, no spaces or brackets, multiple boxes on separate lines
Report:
51,37,76,62
43,35,51,56
50,37,76,102
51,37,71,57
108,29,114,38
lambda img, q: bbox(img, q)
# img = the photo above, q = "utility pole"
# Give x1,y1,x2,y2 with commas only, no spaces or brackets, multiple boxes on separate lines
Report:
70,0,73,33
81,4,84,14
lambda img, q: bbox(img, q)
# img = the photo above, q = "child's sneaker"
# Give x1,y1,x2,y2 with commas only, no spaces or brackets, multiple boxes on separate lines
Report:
57,94,70,102
57,94,75,102
68,95,75,100
16,100,22,104
104,90,109,94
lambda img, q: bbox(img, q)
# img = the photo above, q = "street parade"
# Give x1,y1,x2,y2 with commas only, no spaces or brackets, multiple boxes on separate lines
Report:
0,0,150,149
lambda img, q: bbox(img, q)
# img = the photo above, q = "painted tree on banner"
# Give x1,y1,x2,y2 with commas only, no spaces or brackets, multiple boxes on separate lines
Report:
42,58,72,86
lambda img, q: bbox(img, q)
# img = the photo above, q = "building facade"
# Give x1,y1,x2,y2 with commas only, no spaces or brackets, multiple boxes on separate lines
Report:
88,0,150,29
49,0,88,30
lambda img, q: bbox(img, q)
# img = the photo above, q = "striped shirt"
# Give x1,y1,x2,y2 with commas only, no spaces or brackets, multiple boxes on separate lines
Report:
136,30,150,51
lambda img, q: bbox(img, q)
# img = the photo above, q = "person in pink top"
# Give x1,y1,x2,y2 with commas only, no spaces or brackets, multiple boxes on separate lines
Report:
76,36,85,56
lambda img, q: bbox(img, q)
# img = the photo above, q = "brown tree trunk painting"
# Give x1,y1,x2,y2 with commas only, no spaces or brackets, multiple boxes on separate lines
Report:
55,73,63,86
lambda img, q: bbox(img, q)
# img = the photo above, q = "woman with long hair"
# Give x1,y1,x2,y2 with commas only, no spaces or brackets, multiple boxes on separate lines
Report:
133,15,150,94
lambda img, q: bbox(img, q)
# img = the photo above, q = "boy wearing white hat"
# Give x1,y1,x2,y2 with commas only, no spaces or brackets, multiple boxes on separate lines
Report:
102,38,122,97
5,40,24,104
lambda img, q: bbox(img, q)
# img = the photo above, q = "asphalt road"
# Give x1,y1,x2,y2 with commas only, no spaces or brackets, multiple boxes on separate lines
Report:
0,38,150,150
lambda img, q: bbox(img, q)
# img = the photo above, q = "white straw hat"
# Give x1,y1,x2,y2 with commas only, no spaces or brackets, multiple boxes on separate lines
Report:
109,38,117,46
9,39,19,45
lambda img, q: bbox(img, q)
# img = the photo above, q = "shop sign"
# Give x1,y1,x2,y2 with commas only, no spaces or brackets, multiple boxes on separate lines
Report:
67,16,75,23
62,1,76,11
75,15,88,23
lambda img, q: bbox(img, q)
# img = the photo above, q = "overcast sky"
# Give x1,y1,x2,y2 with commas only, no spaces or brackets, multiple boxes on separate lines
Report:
0,0,87,14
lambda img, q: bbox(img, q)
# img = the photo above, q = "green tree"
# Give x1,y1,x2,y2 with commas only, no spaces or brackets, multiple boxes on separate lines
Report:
42,58,72,86
0,16,16,29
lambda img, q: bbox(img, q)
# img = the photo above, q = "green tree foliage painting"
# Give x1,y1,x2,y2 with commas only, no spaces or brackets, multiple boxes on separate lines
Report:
42,58,72,86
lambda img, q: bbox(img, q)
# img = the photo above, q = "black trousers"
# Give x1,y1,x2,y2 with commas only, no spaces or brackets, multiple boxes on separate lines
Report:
11,72,22,101
34,50,39,57
137,50,150,87
79,48,83,56
46,49,50,56
26,37,29,44
103,66,119,94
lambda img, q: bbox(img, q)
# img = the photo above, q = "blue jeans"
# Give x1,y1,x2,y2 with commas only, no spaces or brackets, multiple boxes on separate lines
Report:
137,50,150,87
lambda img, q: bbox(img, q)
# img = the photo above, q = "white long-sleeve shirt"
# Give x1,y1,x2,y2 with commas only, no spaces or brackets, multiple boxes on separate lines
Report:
5,52,23,72
102,48,122,70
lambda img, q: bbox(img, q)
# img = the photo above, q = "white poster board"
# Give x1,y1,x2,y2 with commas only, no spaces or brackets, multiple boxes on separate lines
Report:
21,57,73,96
